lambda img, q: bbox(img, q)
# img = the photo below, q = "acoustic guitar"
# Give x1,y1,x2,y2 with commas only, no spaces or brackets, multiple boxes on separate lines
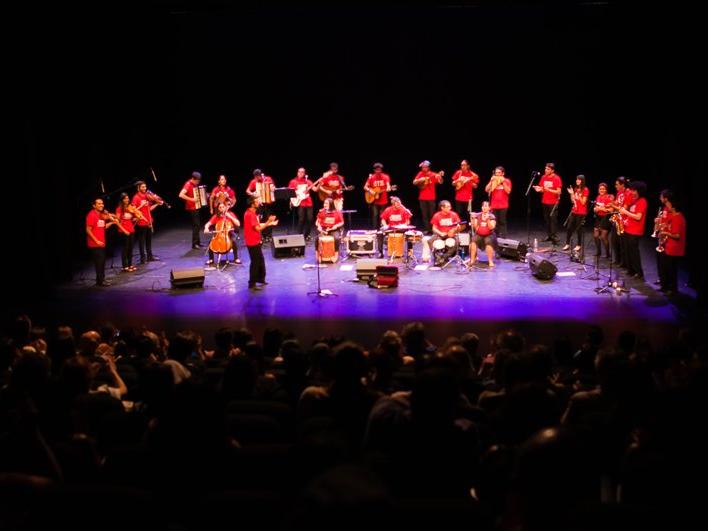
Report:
365,184,397,204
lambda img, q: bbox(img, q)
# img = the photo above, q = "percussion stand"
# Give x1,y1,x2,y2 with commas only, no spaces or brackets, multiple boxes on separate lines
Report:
442,239,468,272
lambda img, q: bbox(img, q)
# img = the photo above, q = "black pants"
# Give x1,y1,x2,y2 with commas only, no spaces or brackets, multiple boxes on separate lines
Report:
208,232,239,262
542,203,559,242
455,201,470,224
297,206,313,238
565,214,586,247
611,228,623,265
135,225,153,261
624,233,643,278
419,200,436,233
190,210,201,246
492,208,508,238
90,247,106,284
247,244,266,285
121,233,134,268
371,203,385,230
658,252,680,291
259,203,274,239
429,234,457,264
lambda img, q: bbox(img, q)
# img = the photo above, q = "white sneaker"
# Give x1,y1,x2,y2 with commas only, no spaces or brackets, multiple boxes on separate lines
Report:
562,244,570,251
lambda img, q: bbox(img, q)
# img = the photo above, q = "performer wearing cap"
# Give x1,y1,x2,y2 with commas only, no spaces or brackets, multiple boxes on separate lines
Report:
210,174,236,215
378,196,413,259
364,162,393,229
452,159,479,221
178,171,204,249
288,167,315,241
533,162,562,245
315,198,345,263
247,169,276,242
413,160,444,234
485,166,512,238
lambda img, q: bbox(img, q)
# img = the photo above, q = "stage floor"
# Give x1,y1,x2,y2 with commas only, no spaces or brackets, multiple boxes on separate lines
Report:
50,224,693,347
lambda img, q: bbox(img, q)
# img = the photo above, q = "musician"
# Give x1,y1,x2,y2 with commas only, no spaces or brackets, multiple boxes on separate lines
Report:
610,176,628,266
469,201,497,268
563,174,589,253
485,166,512,238
131,181,160,263
315,198,345,263
657,194,686,296
178,171,204,250
592,182,614,259
209,174,236,215
288,167,315,240
618,180,648,280
653,189,672,285
86,198,117,287
204,202,241,266
116,193,139,272
244,196,278,290
429,200,462,265
533,162,562,245
246,169,276,242
364,162,392,229
378,196,413,259
315,162,348,211
452,159,479,221
413,160,444,234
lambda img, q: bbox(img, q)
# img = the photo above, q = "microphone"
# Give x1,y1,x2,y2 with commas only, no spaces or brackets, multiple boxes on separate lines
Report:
100,179,105,194
150,167,158,182
532,170,541,177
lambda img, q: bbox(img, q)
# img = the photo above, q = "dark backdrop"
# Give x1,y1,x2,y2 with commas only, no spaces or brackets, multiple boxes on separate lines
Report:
14,1,706,300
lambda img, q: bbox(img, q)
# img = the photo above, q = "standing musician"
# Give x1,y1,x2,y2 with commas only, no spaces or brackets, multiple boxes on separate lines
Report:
131,180,161,263
378,196,413,259
413,160,444,234
243,196,278,290
485,166,512,238
86,198,122,287
288,167,315,241
315,162,349,211
469,201,497,268
657,193,686,296
592,182,614,259
116,193,141,272
563,174,590,253
204,202,241,267
652,189,672,285
609,176,629,266
315,198,345,263
533,162,562,245
364,162,393,229
210,174,236,215
618,180,648,280
247,169,276,242
452,159,479,221
429,200,462,266
178,171,204,250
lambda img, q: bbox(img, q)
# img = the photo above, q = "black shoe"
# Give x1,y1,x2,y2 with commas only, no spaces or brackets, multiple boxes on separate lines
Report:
95,280,111,287
147,256,160,261
248,283,262,290
258,281,269,285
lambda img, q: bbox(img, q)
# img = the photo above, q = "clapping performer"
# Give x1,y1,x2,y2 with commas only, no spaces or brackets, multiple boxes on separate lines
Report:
563,174,589,253
469,201,497,268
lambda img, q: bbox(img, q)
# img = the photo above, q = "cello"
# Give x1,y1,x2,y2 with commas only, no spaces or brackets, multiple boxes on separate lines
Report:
209,216,234,255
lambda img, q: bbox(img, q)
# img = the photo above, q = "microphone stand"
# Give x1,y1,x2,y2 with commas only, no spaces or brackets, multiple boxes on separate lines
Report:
307,232,337,298
525,172,537,247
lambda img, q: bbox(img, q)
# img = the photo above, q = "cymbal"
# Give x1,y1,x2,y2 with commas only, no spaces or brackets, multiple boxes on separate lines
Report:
384,224,416,231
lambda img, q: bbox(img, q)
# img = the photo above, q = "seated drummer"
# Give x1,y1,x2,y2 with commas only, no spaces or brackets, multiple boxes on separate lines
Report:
204,202,241,266
430,200,462,266
378,196,413,258
469,200,497,267
316,198,345,262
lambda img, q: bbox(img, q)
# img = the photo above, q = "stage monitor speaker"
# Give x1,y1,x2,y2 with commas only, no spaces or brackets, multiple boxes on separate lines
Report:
527,253,557,280
497,238,528,261
272,234,306,258
356,258,389,281
170,267,205,289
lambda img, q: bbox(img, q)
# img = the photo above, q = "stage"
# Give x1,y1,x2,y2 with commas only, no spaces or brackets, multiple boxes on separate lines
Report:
37,220,692,349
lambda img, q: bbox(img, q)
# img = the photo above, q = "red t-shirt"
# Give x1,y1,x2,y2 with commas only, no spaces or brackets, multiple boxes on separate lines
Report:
182,180,198,211
431,211,461,234
474,212,496,236
594,193,614,217
489,178,512,209
624,197,647,236
381,206,412,226
365,173,391,206
539,173,562,205
243,208,262,246
247,177,276,204
211,185,236,207
131,192,153,226
208,212,239,230
289,178,314,208
664,212,686,257
86,210,106,248
452,170,479,202
317,209,344,231
116,207,135,234
571,187,590,215
415,171,441,201
319,174,345,200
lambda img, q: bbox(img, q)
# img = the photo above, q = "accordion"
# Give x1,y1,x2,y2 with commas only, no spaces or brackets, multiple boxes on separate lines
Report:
193,185,208,208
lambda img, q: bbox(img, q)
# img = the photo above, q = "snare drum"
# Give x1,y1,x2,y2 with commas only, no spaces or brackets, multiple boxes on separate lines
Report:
318,235,336,262
405,230,423,243
387,232,405,258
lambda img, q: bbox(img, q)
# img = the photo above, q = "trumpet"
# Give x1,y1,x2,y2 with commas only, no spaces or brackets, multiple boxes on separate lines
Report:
651,207,663,238
146,190,171,209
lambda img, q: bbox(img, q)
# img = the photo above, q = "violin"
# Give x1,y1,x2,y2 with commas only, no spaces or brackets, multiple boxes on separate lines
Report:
146,190,171,209
100,211,130,235
209,217,234,254
125,204,146,222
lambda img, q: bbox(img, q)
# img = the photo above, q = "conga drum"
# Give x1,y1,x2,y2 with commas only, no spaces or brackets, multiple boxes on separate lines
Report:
318,235,336,262
387,232,405,258
405,230,423,243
